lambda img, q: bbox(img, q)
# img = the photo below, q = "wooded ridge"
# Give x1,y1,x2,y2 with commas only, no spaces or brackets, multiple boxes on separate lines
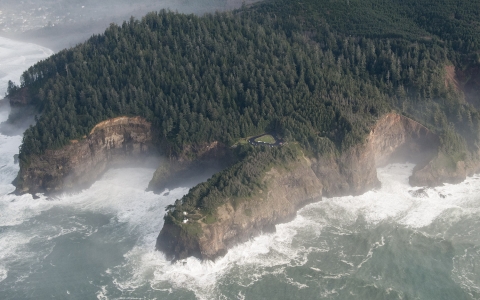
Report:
7,0,480,223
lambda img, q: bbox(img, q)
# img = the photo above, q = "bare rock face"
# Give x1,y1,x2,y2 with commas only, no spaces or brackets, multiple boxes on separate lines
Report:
147,141,232,192
7,88,31,106
409,153,476,186
370,113,438,167
14,116,153,194
157,156,323,260
312,113,438,196
312,142,379,197
368,113,478,187
156,113,446,260
13,111,470,260
370,113,479,187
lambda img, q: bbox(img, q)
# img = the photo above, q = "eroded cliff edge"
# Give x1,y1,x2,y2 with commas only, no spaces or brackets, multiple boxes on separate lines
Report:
14,116,153,194
13,114,232,195
147,141,233,193
11,112,478,260
159,157,324,260
156,113,459,260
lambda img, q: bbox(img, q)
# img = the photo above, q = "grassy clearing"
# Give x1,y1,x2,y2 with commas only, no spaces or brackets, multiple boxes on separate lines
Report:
203,214,217,224
255,135,276,144
236,138,249,145
231,138,248,148
182,222,202,237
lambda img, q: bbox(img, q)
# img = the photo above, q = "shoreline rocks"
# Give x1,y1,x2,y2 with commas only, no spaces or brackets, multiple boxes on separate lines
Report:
12,112,480,260
14,116,153,194
156,113,451,260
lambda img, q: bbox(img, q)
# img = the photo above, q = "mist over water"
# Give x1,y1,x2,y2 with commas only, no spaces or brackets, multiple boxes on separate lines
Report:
0,36,54,95
2,0,260,51
1,38,480,300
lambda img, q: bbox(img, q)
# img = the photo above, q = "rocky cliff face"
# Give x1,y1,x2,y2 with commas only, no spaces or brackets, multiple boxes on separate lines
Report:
370,113,438,167
14,116,153,194
370,113,477,186
409,150,480,186
12,111,472,260
156,113,445,260
157,156,323,260
147,141,232,192
7,88,31,106
311,142,379,197
311,113,438,197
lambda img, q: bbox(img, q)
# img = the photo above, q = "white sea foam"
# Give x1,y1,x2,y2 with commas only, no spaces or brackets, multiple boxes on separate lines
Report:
105,163,480,299
0,37,53,285
0,230,36,284
452,248,480,297
325,164,480,229
0,231,31,264
0,36,54,96
0,267,7,283
0,164,185,289
106,213,318,299
96,285,109,300
0,36,479,298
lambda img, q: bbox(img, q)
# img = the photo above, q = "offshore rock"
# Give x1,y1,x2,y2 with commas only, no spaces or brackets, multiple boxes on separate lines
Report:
408,188,429,198
14,116,153,194
409,153,480,186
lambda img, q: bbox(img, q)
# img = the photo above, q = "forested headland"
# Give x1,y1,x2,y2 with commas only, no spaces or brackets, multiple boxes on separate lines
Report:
7,0,480,221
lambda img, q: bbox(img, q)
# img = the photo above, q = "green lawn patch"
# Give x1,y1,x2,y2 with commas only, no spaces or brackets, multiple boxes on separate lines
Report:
236,138,249,145
203,214,217,224
255,135,276,144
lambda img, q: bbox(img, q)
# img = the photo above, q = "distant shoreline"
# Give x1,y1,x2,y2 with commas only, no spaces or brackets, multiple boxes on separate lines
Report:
0,36,53,96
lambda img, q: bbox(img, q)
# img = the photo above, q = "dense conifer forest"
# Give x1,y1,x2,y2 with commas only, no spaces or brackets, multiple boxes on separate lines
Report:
8,0,480,217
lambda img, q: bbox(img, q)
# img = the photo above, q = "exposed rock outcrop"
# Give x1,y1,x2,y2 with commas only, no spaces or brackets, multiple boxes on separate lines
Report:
311,142,379,197
14,116,153,194
157,156,323,260
409,152,480,186
408,188,429,198
156,112,445,260
370,113,438,167
312,113,438,196
147,141,232,192
7,88,31,106
11,112,473,260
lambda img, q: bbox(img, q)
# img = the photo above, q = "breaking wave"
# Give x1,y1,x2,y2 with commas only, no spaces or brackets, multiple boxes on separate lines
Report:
0,36,479,300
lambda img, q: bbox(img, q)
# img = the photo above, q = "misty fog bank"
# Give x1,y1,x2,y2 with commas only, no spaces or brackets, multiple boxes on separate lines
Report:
2,0,260,52
0,101,37,137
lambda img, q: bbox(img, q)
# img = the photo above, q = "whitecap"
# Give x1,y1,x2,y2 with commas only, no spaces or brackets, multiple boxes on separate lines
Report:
105,163,480,299
0,36,54,96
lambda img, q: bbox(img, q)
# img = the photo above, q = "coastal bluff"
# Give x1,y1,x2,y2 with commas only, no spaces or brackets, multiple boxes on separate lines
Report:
156,113,460,260
14,116,153,194
11,113,478,260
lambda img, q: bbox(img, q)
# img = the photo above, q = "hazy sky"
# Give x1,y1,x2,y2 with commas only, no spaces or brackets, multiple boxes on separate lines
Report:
1,0,259,51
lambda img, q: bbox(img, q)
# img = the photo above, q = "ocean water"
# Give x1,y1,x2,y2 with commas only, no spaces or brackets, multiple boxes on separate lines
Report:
0,37,54,96
1,36,480,300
